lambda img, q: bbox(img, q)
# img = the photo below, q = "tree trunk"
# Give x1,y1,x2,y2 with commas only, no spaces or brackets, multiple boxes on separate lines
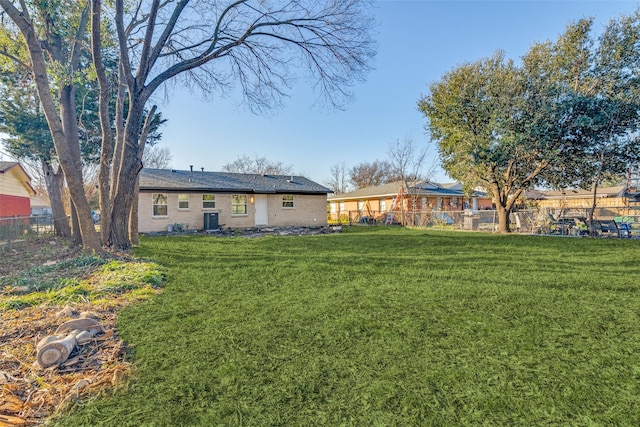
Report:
495,205,511,233
128,105,157,246
70,202,81,245
129,176,140,245
0,0,101,252
91,0,114,246
41,160,70,237
60,84,100,250
587,152,605,235
108,103,145,250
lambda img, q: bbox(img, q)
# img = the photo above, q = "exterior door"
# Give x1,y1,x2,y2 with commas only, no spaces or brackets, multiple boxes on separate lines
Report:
254,194,268,226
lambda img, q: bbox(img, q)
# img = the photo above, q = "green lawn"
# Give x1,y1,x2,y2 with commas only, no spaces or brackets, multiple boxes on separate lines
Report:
56,228,640,426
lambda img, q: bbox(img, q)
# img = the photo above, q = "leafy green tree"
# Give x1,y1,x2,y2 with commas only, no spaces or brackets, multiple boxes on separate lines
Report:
0,0,102,250
0,8,165,242
538,13,640,225
419,52,540,232
0,80,72,237
419,11,640,233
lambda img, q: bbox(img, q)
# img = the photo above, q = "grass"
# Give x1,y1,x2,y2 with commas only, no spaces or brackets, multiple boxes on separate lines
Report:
54,228,640,426
1,258,165,310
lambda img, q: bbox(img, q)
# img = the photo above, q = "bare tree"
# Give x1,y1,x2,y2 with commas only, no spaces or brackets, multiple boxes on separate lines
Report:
96,0,375,249
386,136,435,226
349,160,393,189
387,136,431,190
222,154,292,175
0,0,374,250
325,161,350,194
143,145,173,169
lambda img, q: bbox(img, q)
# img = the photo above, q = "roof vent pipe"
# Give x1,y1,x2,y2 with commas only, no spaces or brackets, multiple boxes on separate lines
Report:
189,165,193,182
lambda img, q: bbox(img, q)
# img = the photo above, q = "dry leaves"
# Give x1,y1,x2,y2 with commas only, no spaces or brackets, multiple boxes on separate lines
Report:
0,304,133,426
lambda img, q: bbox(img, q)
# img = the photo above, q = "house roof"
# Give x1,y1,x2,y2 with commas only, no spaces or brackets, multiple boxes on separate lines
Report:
139,168,331,194
532,185,626,200
328,180,484,201
328,181,403,201
0,161,36,196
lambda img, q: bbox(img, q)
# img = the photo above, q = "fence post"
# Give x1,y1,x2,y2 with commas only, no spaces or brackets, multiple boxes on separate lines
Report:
8,217,13,249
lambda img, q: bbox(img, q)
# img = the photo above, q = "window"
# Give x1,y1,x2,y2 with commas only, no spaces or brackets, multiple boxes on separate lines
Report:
358,200,365,211
380,199,387,212
152,193,168,216
339,202,345,212
232,195,247,215
178,194,189,209
282,195,295,208
202,194,216,209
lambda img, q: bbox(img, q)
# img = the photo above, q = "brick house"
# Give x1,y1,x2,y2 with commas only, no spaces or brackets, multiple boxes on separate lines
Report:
328,181,492,222
138,168,331,232
0,162,36,218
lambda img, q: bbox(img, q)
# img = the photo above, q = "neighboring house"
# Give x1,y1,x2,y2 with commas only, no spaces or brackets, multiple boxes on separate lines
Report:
526,186,628,209
0,162,36,218
30,195,53,216
138,168,331,232
327,180,493,221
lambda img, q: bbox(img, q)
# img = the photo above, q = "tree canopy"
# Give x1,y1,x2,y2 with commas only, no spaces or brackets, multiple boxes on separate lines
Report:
419,11,640,232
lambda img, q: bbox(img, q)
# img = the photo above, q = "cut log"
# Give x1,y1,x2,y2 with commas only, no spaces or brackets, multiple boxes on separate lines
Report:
37,333,76,368
55,318,103,335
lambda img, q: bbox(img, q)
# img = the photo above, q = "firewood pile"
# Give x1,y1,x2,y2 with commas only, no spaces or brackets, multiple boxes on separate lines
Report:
0,304,131,426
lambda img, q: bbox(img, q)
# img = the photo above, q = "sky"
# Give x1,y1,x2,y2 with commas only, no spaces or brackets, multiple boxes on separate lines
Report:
2,1,638,186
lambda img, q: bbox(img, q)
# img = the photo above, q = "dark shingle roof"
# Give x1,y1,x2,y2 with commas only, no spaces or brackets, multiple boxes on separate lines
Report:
0,161,19,172
139,168,331,194
328,180,483,201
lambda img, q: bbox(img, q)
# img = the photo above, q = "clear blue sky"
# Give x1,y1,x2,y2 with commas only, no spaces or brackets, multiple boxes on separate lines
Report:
159,1,638,185
5,1,635,185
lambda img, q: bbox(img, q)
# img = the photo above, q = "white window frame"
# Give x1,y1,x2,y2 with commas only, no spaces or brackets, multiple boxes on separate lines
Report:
282,195,295,209
232,194,248,215
202,194,216,209
178,194,189,210
380,199,387,212
152,193,168,217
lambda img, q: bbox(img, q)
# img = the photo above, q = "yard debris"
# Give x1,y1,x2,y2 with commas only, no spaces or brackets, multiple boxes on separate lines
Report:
0,304,133,426
0,237,165,425
148,225,343,238
0,413,26,426
36,317,106,368
217,225,343,238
